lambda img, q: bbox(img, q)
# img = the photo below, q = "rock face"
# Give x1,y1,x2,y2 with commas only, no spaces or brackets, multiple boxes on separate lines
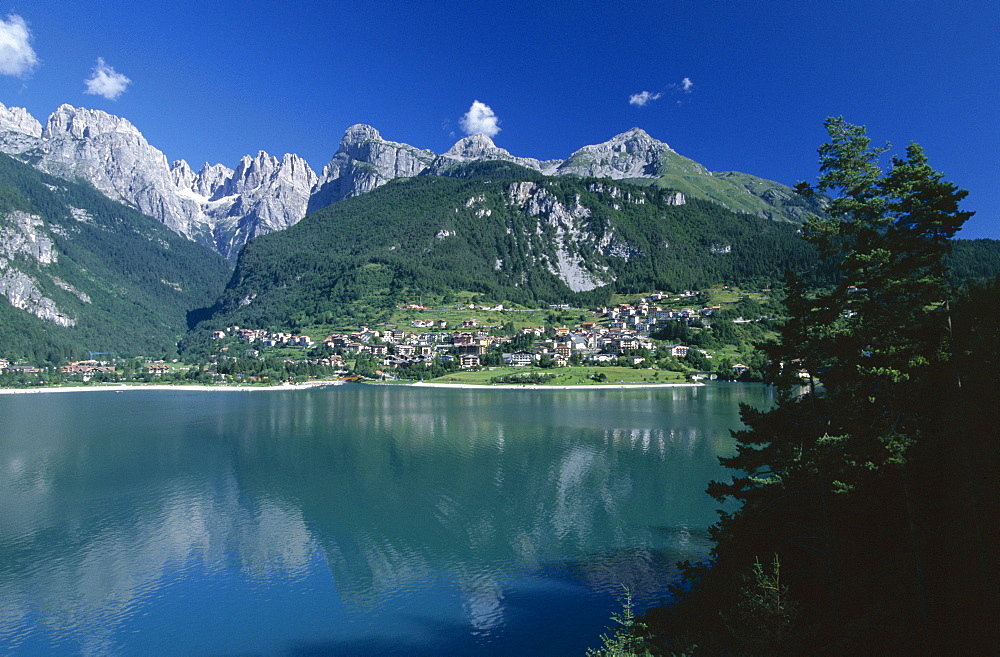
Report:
0,209,73,326
505,182,610,292
0,102,42,153
0,104,318,259
33,105,205,239
0,211,57,264
556,127,708,178
308,124,434,213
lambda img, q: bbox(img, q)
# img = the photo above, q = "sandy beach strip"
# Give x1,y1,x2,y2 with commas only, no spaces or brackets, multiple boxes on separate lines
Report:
0,380,345,395
408,381,702,390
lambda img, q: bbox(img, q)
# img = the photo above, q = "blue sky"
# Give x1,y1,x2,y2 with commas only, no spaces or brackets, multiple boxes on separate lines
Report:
1,1,997,238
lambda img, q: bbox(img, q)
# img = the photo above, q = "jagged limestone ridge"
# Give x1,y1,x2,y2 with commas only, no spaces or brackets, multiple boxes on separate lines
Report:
308,124,436,212
0,103,319,259
0,101,822,262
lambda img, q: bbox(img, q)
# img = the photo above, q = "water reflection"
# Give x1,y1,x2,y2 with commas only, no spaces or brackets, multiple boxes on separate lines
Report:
0,383,773,655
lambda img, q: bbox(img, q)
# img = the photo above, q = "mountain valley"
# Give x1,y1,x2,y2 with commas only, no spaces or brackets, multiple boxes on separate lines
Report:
0,100,996,363
0,152,231,362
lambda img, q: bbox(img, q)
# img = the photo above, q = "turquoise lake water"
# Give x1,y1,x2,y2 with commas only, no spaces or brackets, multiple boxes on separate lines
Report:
0,383,773,656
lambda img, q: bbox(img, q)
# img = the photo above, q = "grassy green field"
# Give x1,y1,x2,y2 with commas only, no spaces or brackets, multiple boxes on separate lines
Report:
297,307,598,342
424,365,689,386
608,286,772,307
704,285,773,305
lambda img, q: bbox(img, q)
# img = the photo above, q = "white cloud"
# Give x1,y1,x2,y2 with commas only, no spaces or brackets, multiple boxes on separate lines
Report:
460,101,501,137
629,78,693,107
84,58,131,100
628,91,662,107
0,15,38,77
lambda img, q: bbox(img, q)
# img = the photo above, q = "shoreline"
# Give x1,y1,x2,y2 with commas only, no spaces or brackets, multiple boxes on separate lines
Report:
0,380,345,395
0,379,707,394
408,381,703,390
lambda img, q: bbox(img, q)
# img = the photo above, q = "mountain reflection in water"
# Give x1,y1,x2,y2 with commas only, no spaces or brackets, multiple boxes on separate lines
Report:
0,383,773,656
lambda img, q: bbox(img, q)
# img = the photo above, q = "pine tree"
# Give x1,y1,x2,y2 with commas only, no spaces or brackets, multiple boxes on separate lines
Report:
587,587,655,657
703,118,973,653
721,117,974,499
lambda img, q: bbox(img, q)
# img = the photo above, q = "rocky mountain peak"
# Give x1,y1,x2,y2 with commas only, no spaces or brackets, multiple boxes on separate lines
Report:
42,104,142,141
615,127,654,142
170,160,239,201
428,133,563,176
0,102,42,137
339,124,382,149
195,162,235,198
170,159,196,190
309,125,435,212
279,153,316,183
445,133,502,159
557,127,706,179
226,150,316,195
235,150,278,176
583,127,671,155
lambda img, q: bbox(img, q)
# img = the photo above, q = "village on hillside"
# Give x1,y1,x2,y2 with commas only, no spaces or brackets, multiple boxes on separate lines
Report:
0,288,795,387
206,289,777,381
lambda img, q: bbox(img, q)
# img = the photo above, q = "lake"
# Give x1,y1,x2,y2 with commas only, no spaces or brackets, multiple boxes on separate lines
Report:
0,383,772,656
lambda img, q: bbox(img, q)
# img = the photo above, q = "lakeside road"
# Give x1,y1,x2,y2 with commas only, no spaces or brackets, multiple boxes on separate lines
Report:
408,381,703,390
0,380,345,395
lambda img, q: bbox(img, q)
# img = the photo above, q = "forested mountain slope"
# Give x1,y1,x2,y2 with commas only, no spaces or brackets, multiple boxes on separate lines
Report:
194,167,823,332
0,103,829,260
0,154,231,362
944,237,1000,289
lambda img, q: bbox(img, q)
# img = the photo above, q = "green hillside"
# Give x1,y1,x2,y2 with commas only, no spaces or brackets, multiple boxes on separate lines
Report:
0,154,232,362
191,169,823,336
559,135,830,223
629,169,828,223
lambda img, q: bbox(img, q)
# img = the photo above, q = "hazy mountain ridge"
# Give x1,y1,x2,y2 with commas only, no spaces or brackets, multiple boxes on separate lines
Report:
0,102,826,261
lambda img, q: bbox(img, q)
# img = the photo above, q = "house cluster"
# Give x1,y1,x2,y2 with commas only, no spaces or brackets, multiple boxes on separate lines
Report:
410,318,449,329
503,324,657,368
0,359,172,379
321,327,464,368
60,360,117,378
319,317,694,371
216,327,314,348
0,359,115,381
600,292,720,335
210,291,731,375
0,359,43,375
